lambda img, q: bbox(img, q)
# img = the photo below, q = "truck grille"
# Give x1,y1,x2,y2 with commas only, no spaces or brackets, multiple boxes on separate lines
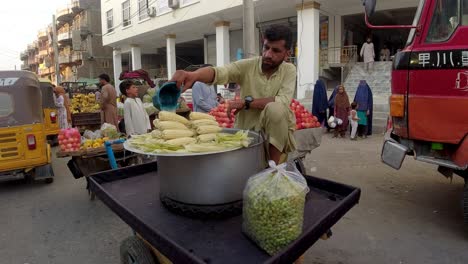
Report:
0,132,20,160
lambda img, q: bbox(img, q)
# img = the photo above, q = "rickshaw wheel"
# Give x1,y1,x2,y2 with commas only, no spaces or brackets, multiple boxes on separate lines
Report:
45,178,54,184
120,236,157,264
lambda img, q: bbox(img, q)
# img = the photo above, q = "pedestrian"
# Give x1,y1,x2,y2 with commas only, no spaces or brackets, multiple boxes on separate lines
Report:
380,45,391,61
170,24,297,164
191,65,219,113
354,80,373,137
326,85,339,132
349,102,359,140
360,37,375,72
52,86,71,129
98,73,119,128
333,85,350,138
312,79,328,126
120,80,151,136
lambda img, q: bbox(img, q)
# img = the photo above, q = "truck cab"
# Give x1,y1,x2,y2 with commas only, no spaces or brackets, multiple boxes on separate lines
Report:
376,0,468,173
363,0,468,223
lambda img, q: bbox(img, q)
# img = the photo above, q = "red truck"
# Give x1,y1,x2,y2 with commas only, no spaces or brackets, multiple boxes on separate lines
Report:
363,0,468,223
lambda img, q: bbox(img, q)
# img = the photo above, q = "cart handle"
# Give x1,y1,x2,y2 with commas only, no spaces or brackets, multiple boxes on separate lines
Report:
105,139,126,169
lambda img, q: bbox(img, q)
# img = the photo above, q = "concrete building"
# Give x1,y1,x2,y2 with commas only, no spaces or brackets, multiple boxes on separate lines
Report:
20,0,113,84
101,0,419,98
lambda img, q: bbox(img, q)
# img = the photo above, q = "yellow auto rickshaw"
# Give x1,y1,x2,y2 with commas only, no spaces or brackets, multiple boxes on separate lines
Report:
0,71,54,183
38,78,60,142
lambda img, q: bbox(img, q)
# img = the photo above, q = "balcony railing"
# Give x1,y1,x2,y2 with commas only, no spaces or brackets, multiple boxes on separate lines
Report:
320,45,358,67
38,48,48,57
72,0,85,13
58,28,72,43
56,7,74,22
38,29,48,40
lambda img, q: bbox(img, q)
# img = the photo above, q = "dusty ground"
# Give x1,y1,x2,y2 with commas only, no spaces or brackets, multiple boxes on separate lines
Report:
304,134,468,264
0,133,467,264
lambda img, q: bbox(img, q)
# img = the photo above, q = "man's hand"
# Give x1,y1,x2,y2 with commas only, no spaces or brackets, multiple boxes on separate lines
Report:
170,70,198,92
227,99,244,119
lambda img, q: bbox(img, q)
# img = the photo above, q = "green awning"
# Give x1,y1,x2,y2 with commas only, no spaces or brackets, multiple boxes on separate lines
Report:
76,78,99,85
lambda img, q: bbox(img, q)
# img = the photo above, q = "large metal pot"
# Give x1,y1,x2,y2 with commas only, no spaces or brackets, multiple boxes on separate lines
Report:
158,129,265,205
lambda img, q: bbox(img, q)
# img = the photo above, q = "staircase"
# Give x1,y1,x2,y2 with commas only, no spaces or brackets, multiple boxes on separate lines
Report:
343,61,392,134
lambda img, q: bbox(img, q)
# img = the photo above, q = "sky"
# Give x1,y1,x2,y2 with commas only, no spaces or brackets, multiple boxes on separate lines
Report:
0,0,70,70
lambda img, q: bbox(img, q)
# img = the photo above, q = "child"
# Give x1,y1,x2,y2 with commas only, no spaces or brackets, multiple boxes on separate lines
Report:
120,80,151,136
349,102,360,140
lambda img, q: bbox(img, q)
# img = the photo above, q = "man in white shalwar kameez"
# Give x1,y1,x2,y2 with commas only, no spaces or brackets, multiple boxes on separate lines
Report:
360,37,375,73
120,80,151,135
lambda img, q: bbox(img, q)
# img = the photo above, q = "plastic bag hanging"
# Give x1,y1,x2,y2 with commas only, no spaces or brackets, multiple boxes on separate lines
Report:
242,161,309,255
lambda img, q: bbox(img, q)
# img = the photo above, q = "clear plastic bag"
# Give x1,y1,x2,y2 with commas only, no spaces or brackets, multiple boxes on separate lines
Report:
242,161,309,255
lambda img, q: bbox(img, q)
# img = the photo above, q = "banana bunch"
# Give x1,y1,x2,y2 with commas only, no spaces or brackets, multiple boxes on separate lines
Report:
81,137,109,150
71,93,100,113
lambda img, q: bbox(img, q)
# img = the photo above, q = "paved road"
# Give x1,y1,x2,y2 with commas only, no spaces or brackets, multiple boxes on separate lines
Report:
0,134,467,263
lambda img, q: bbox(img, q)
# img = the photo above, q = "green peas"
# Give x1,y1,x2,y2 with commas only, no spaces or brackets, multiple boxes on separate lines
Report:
243,172,308,255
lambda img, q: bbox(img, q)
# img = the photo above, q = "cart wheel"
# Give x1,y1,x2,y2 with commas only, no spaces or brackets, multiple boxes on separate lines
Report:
44,178,54,184
294,158,306,175
120,236,157,264
463,181,468,224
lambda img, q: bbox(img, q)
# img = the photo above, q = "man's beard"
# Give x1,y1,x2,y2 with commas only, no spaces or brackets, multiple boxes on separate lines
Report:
261,58,282,71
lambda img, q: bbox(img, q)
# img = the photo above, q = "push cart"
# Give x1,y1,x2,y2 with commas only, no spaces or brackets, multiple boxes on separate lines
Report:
89,161,360,264
88,127,359,264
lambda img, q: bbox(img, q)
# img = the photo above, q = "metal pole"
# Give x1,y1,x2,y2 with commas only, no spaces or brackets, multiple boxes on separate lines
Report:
243,0,256,58
52,15,61,84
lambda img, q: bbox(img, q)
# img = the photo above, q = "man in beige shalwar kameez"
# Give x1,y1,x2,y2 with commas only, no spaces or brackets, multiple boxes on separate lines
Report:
170,25,296,164
98,73,119,128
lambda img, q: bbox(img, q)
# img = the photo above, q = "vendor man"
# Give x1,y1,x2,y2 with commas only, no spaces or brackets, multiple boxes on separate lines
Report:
170,25,296,164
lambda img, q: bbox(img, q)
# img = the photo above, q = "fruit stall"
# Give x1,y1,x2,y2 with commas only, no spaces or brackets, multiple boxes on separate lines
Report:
56,126,137,199
70,92,102,131
87,110,360,264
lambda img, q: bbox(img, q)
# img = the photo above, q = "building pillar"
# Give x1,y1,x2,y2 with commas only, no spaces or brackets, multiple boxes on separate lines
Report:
166,34,176,78
334,15,343,48
112,48,122,95
296,1,320,99
254,27,260,56
215,21,230,66
131,45,142,70
328,15,336,64
203,36,208,64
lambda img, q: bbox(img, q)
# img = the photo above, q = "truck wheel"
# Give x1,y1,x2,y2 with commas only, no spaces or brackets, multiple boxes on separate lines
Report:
120,236,157,264
464,182,468,224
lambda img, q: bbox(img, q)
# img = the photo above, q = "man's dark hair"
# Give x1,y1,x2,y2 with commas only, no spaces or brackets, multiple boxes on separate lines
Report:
264,25,293,50
119,80,134,96
351,102,358,109
98,73,110,83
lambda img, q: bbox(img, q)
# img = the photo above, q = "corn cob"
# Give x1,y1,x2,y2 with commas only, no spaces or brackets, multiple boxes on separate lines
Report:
196,125,222,135
189,112,216,121
190,119,219,128
151,130,162,138
185,143,230,153
166,137,197,146
197,133,218,143
155,120,189,130
161,129,194,140
159,111,190,125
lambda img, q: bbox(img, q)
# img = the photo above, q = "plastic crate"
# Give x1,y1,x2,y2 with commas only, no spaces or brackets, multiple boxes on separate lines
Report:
71,112,101,127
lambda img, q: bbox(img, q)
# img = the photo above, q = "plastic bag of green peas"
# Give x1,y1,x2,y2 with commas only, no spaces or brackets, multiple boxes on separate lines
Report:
242,161,309,255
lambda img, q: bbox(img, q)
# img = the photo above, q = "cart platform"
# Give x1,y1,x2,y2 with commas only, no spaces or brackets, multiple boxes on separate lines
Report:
89,162,360,264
